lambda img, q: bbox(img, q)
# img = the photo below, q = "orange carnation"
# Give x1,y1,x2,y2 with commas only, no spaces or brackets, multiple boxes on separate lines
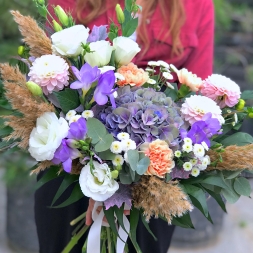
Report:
116,62,149,87
144,140,175,178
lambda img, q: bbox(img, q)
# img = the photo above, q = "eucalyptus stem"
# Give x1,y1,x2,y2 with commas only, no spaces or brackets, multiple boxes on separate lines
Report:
106,227,112,253
61,225,89,253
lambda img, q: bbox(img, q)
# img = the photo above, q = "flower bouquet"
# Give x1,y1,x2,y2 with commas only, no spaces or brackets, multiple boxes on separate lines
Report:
1,0,253,252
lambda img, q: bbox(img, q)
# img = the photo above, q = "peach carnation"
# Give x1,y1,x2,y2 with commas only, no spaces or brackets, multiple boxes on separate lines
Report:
200,74,241,108
144,140,175,178
28,54,69,95
116,62,149,87
181,95,224,125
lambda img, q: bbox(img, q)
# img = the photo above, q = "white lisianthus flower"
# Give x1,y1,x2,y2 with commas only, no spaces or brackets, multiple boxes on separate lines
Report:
121,139,137,151
117,132,130,141
174,150,182,158
193,144,205,158
79,161,119,201
183,162,192,171
69,115,82,125
191,167,200,177
84,40,113,67
28,112,69,161
113,36,140,66
110,141,123,154
82,110,94,119
184,137,192,145
51,25,90,57
66,110,76,120
112,155,124,166
182,143,193,153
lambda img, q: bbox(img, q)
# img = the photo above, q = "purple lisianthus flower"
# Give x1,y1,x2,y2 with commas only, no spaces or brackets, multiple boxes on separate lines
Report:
52,139,81,173
87,25,108,43
68,117,87,140
94,70,116,108
70,63,101,90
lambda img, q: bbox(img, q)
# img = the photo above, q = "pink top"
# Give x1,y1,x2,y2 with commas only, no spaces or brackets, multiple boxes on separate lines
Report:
48,0,214,79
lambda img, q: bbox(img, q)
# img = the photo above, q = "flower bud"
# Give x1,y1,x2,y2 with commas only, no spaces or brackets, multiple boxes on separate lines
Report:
17,46,24,56
52,20,63,32
26,81,43,96
115,4,125,24
66,139,80,149
111,170,119,179
248,112,253,118
37,0,45,4
235,99,245,111
54,5,69,27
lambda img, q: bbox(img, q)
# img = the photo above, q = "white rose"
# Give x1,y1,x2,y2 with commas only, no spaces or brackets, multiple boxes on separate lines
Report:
84,40,113,67
79,161,119,201
28,112,69,161
113,36,141,66
51,25,90,57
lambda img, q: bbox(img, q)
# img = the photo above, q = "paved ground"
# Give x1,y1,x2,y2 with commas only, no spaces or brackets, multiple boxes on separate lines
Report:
0,167,253,253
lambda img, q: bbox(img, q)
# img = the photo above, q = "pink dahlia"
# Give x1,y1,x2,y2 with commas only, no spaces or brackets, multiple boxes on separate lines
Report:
28,55,69,95
181,95,224,125
200,74,241,108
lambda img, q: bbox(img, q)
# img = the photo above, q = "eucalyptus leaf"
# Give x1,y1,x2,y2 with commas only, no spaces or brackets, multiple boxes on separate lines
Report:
98,150,116,160
136,157,150,175
127,149,139,171
87,118,107,144
94,134,113,152
234,177,252,196
241,90,253,100
119,165,134,184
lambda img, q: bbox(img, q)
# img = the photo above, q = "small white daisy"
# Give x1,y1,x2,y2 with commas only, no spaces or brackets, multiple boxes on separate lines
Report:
110,141,123,154
69,115,81,125
190,158,198,165
161,67,171,72
82,110,94,119
193,144,205,158
174,150,182,158
191,167,200,177
145,67,156,73
162,72,173,80
121,139,137,151
66,110,76,120
157,60,170,69
170,64,179,73
147,78,156,84
112,155,124,166
117,132,130,141
184,138,192,145
115,72,125,81
148,61,159,66
166,82,175,89
182,143,193,153
183,162,192,171
201,141,209,151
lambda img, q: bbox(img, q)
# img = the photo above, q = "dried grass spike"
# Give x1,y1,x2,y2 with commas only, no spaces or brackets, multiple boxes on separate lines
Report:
11,10,52,58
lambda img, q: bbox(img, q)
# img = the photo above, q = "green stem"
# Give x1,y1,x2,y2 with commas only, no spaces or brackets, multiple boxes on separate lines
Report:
61,225,89,253
70,212,87,226
106,227,112,253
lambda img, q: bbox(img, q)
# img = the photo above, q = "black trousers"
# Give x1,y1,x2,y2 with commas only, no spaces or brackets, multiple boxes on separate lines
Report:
35,174,175,253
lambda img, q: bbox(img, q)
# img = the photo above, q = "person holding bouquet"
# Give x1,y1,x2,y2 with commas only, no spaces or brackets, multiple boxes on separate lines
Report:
35,0,214,252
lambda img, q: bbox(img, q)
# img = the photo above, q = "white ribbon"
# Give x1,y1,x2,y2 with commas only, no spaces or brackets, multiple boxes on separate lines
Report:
87,201,130,253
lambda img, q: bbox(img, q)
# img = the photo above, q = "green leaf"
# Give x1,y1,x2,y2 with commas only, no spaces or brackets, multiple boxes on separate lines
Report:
103,207,119,237
221,180,240,204
222,170,243,180
201,175,229,189
94,134,113,152
171,212,194,229
98,150,116,160
127,149,139,171
221,132,253,147
51,183,84,208
119,165,134,184
136,157,150,175
36,166,63,190
53,89,80,114
108,32,117,41
241,90,253,100
202,186,227,212
234,177,252,196
129,207,142,253
0,126,12,137
140,214,157,241
164,86,178,101
114,205,128,235
125,0,132,12
51,174,79,206
87,118,107,144
122,18,138,37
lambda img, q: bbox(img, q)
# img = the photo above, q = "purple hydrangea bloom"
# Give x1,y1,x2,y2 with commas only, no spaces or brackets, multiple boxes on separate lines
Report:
68,117,87,140
94,70,116,108
70,63,101,90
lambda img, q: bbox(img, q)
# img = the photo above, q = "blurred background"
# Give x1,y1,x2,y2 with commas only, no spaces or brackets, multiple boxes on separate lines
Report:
0,0,253,252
